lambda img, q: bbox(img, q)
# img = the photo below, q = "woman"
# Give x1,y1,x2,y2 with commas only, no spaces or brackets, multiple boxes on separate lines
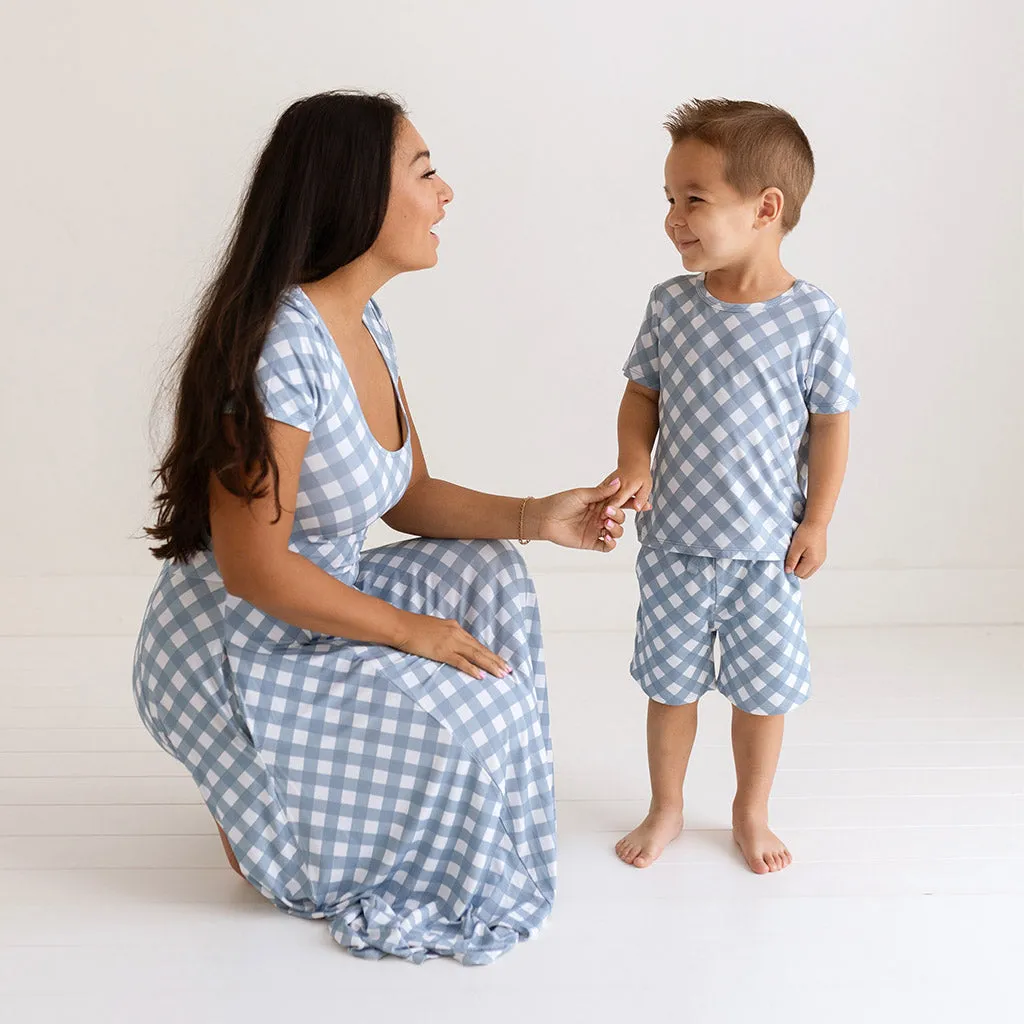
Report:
134,90,626,965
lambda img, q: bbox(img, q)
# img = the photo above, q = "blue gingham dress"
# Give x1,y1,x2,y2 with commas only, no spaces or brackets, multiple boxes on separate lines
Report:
133,287,555,965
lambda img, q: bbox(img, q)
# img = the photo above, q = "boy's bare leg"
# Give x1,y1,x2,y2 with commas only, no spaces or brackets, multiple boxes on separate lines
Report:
616,698,698,868
731,707,791,873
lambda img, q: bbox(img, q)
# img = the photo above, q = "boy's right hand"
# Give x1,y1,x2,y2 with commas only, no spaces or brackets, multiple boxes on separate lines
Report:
605,465,653,513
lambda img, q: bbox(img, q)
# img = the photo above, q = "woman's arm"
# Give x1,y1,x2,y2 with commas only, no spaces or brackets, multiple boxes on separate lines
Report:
383,381,625,546
211,420,406,642
210,418,509,678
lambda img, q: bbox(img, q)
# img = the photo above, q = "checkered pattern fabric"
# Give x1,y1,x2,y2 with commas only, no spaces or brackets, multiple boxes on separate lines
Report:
631,549,811,714
623,274,859,560
133,289,554,965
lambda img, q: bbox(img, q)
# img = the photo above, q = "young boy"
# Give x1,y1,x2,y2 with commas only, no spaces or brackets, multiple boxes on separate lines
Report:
609,99,858,874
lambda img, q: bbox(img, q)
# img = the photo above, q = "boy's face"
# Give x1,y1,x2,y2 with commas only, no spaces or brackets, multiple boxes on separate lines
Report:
663,139,774,271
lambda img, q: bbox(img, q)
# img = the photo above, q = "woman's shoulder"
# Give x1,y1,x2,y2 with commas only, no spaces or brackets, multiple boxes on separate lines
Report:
257,288,338,384
270,287,329,352
252,288,333,430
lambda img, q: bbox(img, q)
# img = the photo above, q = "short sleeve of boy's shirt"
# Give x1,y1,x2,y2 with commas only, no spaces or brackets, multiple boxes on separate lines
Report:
254,298,328,432
805,307,860,414
622,288,663,390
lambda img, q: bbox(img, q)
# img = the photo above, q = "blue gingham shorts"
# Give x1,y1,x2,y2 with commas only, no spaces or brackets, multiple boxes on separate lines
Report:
630,548,811,714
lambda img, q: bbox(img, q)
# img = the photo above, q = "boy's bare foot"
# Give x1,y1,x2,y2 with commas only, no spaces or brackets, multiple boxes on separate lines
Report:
732,813,791,874
615,808,683,868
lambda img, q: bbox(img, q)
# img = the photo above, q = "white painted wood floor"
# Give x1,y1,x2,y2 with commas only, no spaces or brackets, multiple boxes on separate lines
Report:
1,626,1021,1023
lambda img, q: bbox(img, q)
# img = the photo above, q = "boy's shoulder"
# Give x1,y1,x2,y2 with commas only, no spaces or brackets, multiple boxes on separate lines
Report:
649,274,842,333
648,273,704,308
789,279,842,319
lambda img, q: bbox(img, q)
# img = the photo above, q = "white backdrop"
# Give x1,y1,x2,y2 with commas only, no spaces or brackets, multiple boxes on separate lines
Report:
1,0,1021,629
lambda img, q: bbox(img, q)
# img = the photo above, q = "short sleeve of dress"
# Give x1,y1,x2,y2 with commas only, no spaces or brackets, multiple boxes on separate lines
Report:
622,288,662,390
804,307,860,414
255,302,326,431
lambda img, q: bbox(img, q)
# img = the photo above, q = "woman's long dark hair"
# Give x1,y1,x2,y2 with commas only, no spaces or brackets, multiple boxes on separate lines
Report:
145,90,406,563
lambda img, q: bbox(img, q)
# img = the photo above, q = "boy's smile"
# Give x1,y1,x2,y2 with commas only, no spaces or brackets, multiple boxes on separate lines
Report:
663,138,781,274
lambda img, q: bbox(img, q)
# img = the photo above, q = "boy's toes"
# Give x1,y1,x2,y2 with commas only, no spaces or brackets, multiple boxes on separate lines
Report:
615,838,636,864
615,810,683,869
733,818,791,875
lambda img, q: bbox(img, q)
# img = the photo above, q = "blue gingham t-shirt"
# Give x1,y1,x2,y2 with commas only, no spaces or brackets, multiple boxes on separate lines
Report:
623,274,859,560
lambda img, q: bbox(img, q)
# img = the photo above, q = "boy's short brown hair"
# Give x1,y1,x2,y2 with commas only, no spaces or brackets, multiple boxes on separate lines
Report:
664,98,814,232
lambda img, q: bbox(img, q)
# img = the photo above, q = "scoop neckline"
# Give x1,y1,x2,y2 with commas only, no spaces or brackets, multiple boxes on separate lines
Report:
287,286,411,457
694,274,802,312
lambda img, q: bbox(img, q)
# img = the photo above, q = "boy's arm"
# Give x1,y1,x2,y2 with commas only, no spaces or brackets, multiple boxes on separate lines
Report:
785,411,850,578
611,381,660,510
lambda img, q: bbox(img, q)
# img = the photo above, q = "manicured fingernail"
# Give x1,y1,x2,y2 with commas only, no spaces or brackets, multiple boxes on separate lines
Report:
605,506,615,515
610,478,620,487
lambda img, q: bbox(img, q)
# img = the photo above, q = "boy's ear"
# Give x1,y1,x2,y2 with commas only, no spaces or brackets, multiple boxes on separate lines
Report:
754,187,785,230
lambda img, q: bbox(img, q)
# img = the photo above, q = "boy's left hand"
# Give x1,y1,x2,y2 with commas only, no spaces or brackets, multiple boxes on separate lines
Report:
785,521,828,579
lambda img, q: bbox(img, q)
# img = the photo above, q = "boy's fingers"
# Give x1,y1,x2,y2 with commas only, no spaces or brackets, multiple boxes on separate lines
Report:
587,478,622,504
625,486,649,512
610,483,640,509
798,558,822,579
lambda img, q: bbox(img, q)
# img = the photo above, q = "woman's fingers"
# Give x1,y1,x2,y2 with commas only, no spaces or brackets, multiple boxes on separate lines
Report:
461,633,510,677
453,655,485,680
602,505,627,526
595,500,625,547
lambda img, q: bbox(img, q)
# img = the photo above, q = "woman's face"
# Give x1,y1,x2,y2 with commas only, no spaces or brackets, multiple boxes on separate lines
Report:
371,117,454,273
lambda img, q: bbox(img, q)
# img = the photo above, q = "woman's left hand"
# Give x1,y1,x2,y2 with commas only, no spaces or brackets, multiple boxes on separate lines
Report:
533,478,627,551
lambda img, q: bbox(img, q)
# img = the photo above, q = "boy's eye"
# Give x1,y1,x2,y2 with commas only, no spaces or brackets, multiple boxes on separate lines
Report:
688,196,703,203
666,196,675,205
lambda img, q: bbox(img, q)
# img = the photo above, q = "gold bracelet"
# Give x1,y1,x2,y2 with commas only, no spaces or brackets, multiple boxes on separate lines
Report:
518,496,534,545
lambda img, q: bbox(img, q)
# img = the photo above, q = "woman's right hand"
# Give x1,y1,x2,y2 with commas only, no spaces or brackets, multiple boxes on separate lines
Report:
393,612,511,680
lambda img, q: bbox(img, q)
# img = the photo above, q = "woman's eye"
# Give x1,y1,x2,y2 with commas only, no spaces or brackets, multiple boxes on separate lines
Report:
423,169,438,179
